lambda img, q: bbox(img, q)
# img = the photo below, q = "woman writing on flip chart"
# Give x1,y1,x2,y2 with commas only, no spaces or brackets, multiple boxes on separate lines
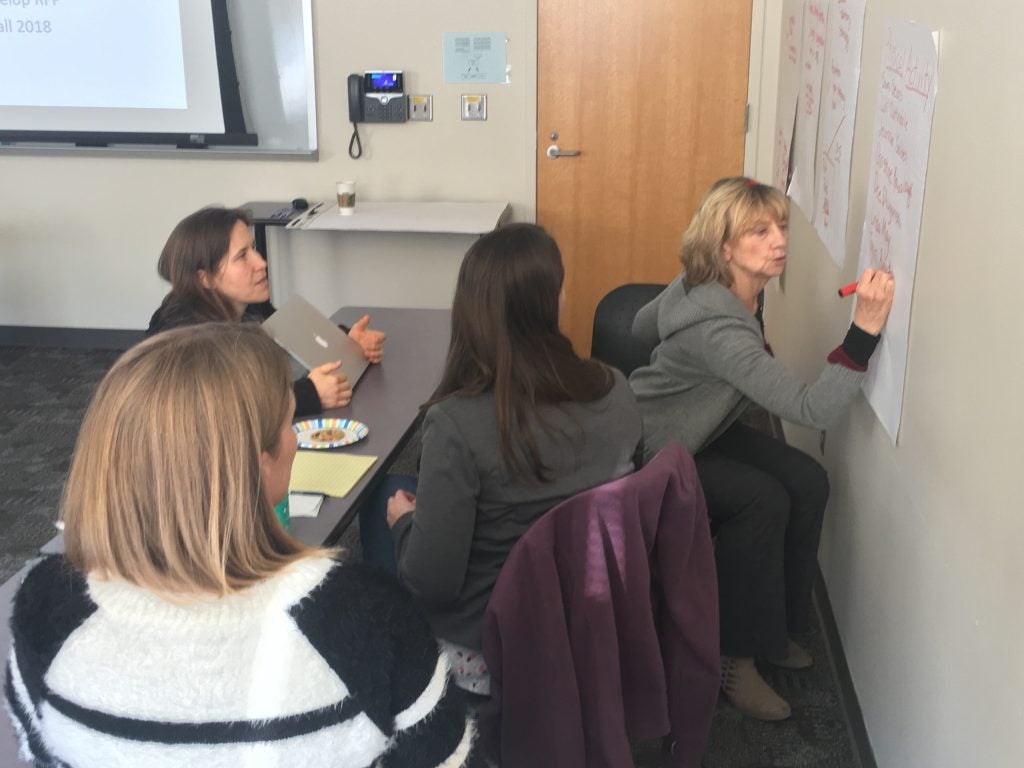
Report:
4,324,477,768
629,177,895,721
147,206,385,416
379,224,642,696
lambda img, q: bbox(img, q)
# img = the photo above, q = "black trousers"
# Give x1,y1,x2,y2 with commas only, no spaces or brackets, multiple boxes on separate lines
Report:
694,422,829,659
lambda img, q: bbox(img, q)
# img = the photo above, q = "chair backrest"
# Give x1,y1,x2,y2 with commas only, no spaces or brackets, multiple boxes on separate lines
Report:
481,443,719,768
590,283,666,376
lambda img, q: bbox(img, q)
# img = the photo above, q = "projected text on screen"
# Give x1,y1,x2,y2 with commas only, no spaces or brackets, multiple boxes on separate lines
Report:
0,0,225,135
0,0,187,110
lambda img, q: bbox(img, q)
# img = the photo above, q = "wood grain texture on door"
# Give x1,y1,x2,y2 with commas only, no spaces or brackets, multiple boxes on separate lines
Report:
538,0,752,355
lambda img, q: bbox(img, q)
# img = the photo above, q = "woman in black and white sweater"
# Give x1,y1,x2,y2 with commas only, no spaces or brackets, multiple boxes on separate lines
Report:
4,323,475,768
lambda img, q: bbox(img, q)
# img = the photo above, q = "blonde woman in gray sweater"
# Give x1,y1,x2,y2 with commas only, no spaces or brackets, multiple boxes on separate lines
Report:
629,177,894,721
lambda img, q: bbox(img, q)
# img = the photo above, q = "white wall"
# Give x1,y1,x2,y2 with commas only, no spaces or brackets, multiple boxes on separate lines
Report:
751,2,1024,766
0,0,537,329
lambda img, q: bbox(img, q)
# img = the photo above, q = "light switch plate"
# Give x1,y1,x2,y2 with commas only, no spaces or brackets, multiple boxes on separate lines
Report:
461,94,487,121
408,94,433,121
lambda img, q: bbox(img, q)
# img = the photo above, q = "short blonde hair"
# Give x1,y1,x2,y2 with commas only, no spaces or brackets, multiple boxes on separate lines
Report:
62,323,329,596
680,177,789,287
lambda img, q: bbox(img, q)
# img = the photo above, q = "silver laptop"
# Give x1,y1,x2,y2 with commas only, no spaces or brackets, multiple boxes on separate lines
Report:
261,295,370,387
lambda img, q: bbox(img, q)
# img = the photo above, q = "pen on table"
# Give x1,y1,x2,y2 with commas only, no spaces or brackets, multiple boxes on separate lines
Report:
837,282,858,298
301,201,325,222
287,201,324,229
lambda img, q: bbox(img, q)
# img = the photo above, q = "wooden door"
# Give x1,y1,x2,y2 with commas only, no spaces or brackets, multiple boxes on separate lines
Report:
538,0,753,355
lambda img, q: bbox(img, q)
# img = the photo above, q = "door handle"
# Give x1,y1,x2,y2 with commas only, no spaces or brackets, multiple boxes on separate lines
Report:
546,144,581,159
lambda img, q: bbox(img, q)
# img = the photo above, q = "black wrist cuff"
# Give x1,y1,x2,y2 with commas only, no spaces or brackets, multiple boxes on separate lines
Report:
842,324,880,367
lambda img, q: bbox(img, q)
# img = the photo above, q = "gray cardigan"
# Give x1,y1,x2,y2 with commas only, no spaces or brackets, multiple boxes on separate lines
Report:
391,370,641,649
629,275,868,458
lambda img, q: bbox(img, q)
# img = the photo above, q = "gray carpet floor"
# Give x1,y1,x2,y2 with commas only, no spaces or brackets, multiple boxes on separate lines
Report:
0,344,862,768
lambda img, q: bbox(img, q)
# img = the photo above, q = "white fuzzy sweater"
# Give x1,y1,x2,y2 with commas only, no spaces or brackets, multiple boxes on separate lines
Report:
5,556,475,768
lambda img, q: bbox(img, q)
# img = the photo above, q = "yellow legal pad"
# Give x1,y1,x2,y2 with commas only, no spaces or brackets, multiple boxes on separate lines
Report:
289,452,378,498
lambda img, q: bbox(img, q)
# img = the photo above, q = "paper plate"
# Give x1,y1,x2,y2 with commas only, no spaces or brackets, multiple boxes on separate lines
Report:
293,418,369,449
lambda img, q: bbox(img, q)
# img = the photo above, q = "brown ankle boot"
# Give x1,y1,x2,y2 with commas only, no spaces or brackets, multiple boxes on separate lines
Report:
720,656,792,721
770,639,813,670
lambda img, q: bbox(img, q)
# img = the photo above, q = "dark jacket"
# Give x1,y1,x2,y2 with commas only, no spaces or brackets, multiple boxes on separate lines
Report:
391,372,642,649
481,443,720,768
146,293,321,417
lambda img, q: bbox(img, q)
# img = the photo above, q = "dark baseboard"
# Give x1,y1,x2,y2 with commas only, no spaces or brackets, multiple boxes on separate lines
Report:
813,569,878,768
771,410,875,767
0,326,144,350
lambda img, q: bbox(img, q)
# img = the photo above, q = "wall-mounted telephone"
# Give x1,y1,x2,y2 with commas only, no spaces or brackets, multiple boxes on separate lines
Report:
348,71,407,123
347,70,407,159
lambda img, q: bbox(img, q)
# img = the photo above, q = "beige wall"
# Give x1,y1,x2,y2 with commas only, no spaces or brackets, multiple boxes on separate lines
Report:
0,0,537,329
751,1,1024,765
6,0,1023,763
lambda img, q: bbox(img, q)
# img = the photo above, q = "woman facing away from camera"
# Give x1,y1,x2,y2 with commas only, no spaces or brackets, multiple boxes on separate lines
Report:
374,223,643,697
4,324,476,768
146,206,386,417
629,177,895,721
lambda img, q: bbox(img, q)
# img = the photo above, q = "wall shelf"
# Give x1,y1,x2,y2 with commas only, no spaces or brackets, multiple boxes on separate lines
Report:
295,201,511,235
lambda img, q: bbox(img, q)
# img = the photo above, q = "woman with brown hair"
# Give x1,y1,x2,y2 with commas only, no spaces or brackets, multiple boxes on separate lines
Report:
4,324,476,768
380,223,642,696
147,206,385,416
629,177,895,721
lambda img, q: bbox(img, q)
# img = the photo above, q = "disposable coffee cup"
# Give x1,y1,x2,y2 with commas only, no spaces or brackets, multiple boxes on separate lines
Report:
336,181,356,215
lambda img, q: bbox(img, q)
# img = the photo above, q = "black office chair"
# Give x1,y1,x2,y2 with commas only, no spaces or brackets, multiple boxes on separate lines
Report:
590,283,667,377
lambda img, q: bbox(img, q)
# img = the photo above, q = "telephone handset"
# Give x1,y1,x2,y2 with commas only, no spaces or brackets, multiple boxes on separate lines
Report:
347,70,407,159
348,74,365,123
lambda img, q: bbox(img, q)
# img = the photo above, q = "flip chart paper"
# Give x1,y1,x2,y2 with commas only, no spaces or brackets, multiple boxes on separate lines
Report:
788,0,829,216
813,0,866,266
858,19,939,444
772,0,805,192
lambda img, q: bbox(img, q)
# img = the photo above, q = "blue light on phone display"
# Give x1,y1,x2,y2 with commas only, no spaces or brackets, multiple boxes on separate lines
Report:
366,72,402,93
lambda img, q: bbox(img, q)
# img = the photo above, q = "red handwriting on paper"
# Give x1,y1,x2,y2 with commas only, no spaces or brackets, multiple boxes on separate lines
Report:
883,29,935,106
786,14,799,64
838,2,851,49
773,129,791,191
804,82,817,116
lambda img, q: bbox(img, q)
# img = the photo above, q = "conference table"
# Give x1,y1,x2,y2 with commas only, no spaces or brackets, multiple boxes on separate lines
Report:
0,305,451,763
292,305,450,545
33,305,449,556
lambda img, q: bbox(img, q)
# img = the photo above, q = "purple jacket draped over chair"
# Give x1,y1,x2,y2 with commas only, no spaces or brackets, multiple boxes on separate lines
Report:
481,443,720,768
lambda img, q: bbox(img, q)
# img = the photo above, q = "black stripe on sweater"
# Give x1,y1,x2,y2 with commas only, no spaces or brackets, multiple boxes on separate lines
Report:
10,557,97,711
43,691,362,745
379,685,474,768
5,664,70,768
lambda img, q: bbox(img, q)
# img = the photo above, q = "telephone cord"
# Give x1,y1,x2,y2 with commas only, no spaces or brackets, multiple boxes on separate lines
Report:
349,123,363,159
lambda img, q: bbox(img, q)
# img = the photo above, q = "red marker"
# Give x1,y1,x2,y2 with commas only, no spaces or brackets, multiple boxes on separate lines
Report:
837,282,858,298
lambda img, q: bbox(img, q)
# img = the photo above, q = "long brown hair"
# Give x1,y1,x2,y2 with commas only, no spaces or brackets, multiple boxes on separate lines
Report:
428,223,614,481
62,323,330,596
155,206,254,321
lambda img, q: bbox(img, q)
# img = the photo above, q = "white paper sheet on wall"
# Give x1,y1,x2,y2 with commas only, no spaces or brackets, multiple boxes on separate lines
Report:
442,32,510,84
787,0,829,217
813,0,866,266
858,19,939,444
772,0,805,192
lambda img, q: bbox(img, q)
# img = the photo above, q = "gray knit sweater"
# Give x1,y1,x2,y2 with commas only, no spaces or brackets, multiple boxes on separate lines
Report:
629,275,870,459
391,370,641,649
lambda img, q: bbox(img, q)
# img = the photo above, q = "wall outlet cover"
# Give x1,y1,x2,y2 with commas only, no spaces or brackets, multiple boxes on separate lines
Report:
408,94,433,121
461,94,487,121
